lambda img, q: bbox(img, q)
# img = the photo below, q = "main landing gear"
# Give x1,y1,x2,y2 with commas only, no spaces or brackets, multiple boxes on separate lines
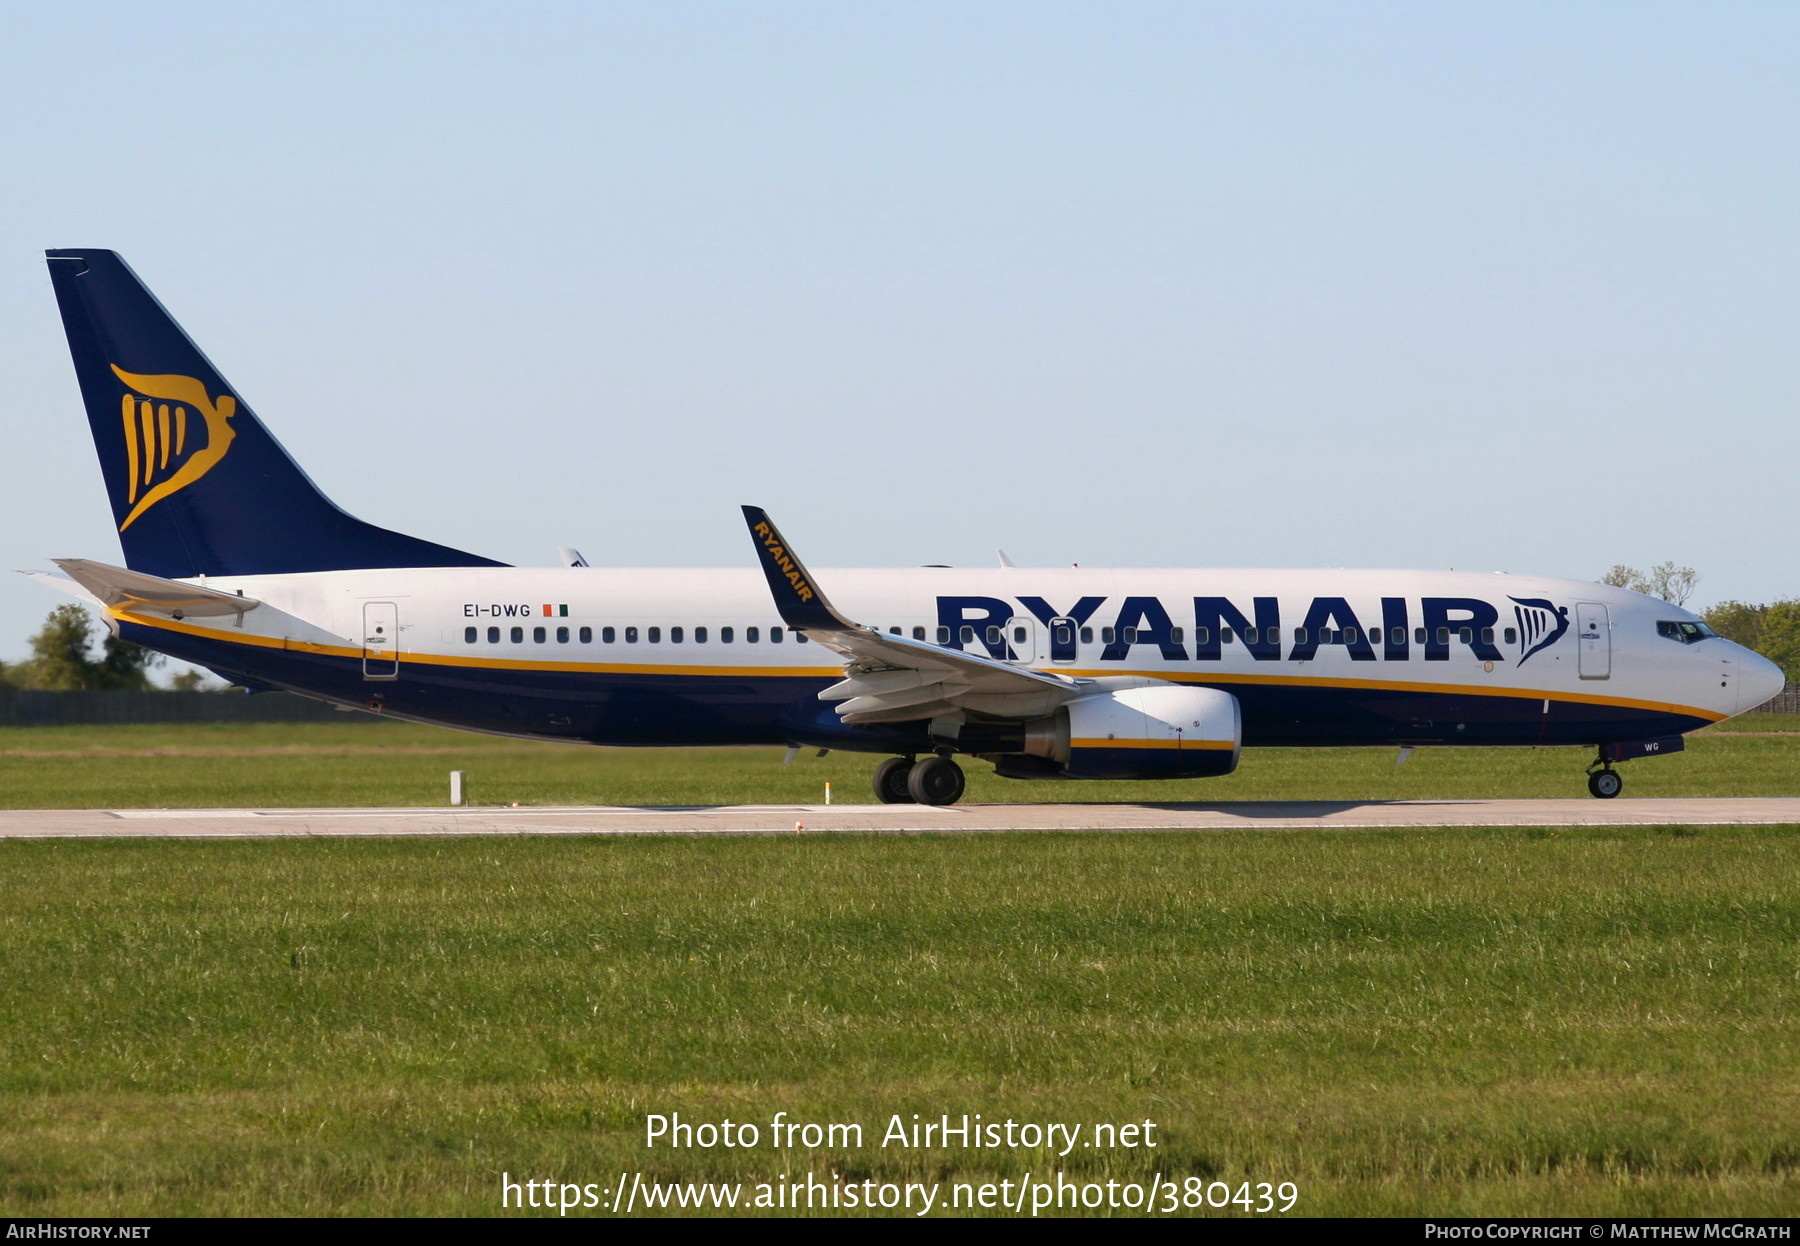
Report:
872,755,967,806
1586,752,1623,800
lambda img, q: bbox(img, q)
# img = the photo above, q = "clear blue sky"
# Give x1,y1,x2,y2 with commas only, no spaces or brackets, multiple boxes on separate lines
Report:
2,2,1795,670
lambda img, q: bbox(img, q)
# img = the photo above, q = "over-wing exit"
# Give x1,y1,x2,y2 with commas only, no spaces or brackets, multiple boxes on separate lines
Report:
33,250,1785,805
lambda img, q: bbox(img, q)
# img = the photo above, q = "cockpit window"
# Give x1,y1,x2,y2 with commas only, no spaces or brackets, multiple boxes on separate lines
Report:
1657,620,1716,644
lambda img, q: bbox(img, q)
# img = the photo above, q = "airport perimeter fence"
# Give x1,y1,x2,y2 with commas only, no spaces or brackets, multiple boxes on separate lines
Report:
1753,682,1800,714
0,689,378,727
0,684,1794,728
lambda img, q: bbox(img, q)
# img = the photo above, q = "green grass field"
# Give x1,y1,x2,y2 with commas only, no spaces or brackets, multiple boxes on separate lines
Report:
2,828,1798,1216
0,714,1793,808
0,720,1796,1217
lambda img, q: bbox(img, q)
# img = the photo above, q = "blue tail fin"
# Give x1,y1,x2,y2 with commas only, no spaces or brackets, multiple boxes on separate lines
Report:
45,249,506,578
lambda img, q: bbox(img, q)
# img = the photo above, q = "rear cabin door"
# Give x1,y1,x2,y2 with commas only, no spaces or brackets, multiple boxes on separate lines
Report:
1576,601,1610,680
362,601,400,680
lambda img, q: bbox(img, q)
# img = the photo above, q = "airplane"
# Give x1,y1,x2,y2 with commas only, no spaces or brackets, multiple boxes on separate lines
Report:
29,249,1787,805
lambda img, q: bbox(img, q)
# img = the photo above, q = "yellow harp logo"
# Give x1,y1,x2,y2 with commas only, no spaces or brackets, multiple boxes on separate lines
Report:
111,365,237,531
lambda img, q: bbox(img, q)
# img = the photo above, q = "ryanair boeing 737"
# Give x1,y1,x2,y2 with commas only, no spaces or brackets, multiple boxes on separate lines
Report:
30,250,1786,804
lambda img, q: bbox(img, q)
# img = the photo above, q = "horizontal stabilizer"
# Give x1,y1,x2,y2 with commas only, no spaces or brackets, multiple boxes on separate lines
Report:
50,558,262,619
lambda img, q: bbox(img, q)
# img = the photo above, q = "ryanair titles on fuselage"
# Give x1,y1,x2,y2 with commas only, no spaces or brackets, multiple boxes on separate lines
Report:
935,593,1570,667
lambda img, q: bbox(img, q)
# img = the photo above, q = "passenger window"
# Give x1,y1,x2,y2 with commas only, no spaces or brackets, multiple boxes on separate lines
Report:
795,631,806,643
648,627,661,643
771,627,783,643
1196,627,1210,645
695,626,707,643
626,627,638,643
1293,628,1307,644
747,627,760,643
1221,628,1234,644
511,626,524,643
464,626,477,644
671,626,683,643
533,626,546,643
1012,626,1026,643
1101,627,1115,644
1244,627,1258,644
960,626,975,644
721,627,734,643
912,626,925,640
1415,628,1427,645
1436,627,1450,646
1459,627,1472,645
937,627,950,643
1480,627,1494,645
1121,627,1137,644
581,627,594,643
1171,627,1184,644
556,626,569,643
1080,627,1093,644
600,626,613,643
1344,627,1360,645
1391,627,1405,645
1504,627,1516,645
889,626,901,635
486,626,499,644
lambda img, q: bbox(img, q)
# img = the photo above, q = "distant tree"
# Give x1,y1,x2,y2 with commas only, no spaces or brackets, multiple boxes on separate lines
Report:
1600,562,1699,606
1703,598,1800,682
1703,600,1767,651
1755,601,1800,682
167,668,222,692
12,605,162,691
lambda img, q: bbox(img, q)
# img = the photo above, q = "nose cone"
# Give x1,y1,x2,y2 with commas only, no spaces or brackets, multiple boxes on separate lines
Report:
1733,645,1787,715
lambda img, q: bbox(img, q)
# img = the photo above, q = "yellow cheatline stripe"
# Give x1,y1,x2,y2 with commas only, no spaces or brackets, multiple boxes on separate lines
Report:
111,611,1725,721
1070,737,1235,751
111,611,837,679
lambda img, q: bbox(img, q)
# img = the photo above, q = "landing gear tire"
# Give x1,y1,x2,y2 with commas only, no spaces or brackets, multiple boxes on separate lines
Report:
906,756,966,806
1588,769,1623,799
873,757,915,804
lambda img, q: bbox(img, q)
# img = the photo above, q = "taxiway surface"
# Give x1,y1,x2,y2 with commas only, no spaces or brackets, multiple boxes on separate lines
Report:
1,798,1797,838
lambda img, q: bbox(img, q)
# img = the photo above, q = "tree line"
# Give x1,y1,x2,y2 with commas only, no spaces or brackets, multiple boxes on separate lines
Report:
0,604,212,691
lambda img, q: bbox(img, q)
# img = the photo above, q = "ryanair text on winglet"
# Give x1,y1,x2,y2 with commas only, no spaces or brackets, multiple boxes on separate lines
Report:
754,521,816,603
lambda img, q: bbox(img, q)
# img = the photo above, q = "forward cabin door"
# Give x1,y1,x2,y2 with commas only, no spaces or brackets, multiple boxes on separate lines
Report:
1576,602,1611,680
362,601,400,680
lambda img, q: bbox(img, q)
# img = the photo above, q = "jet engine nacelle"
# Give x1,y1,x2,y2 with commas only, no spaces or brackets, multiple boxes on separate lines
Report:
1006,683,1241,780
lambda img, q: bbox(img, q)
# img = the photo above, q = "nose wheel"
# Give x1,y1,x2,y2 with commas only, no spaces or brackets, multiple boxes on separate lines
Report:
1586,758,1623,799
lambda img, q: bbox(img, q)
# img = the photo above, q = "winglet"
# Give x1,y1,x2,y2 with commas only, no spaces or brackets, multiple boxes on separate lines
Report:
740,506,856,633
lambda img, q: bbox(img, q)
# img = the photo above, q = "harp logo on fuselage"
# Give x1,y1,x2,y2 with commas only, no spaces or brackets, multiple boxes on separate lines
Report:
110,365,237,531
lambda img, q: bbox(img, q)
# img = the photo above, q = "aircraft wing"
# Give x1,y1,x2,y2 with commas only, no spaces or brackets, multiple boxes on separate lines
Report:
47,558,262,619
741,506,1085,725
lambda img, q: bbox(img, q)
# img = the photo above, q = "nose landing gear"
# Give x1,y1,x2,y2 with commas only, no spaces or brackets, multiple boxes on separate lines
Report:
1586,745,1624,799
1586,765,1623,799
